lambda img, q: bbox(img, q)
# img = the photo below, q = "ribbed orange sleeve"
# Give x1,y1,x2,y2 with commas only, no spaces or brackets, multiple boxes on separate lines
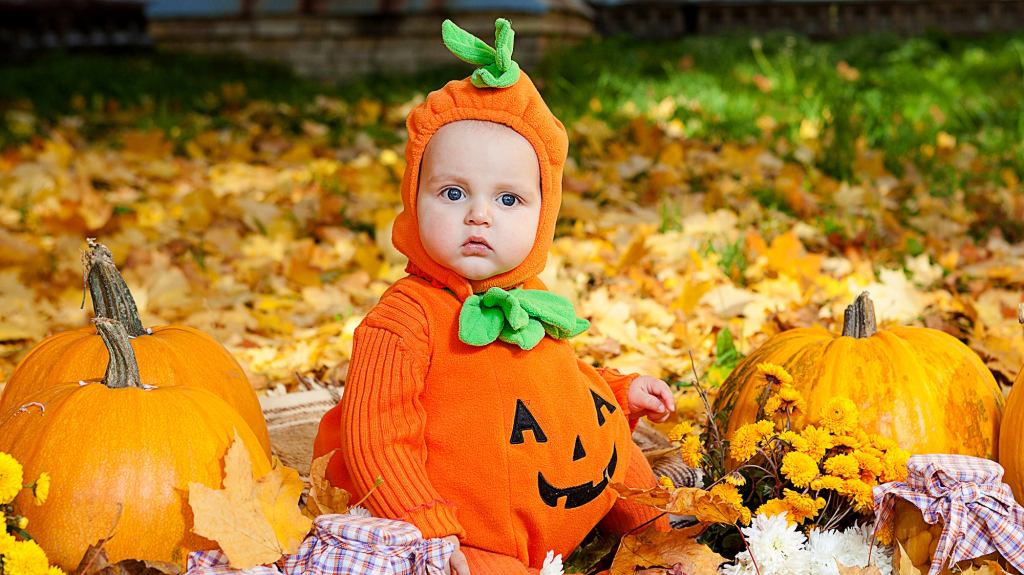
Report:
593,365,640,430
337,292,465,539
593,366,637,416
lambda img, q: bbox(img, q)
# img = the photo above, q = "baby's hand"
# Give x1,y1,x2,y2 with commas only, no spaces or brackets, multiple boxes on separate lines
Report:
627,375,675,423
442,535,471,575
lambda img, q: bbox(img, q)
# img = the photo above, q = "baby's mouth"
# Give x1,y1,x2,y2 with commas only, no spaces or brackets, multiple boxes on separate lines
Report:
461,237,492,255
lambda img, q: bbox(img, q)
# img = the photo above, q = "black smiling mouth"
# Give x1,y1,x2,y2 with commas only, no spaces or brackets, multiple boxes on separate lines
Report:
537,445,618,509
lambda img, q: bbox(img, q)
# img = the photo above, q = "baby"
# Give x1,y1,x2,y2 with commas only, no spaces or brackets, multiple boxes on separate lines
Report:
314,19,674,574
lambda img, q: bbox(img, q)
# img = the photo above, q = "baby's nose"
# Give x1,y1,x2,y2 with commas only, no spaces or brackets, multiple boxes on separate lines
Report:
465,202,491,225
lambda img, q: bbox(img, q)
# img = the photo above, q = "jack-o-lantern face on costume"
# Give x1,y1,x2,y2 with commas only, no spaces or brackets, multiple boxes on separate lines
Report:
510,389,621,509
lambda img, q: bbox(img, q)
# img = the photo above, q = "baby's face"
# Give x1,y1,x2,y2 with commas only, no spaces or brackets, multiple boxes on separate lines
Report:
416,120,542,281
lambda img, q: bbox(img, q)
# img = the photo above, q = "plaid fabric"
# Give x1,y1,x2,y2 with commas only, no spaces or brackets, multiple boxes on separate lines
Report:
186,550,283,575
186,515,454,575
873,454,1024,575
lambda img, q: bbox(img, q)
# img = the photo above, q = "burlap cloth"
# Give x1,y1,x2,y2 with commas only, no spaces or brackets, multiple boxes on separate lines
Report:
259,388,701,489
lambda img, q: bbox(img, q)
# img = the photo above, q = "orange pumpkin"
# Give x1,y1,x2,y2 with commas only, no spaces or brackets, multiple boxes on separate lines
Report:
1000,313,1024,501
0,240,270,456
0,318,272,569
714,293,1003,458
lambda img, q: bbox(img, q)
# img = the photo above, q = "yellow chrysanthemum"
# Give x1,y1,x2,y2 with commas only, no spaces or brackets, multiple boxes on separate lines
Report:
17,516,28,529
824,454,860,479
725,471,747,487
757,362,794,385
819,397,858,435
755,499,794,524
838,478,874,512
853,450,883,479
0,452,25,505
33,472,50,506
881,448,911,482
0,529,16,555
3,539,49,575
799,425,834,460
832,434,863,450
781,451,819,488
680,435,704,468
658,475,675,490
859,445,884,459
779,430,809,453
755,419,776,437
48,566,66,575
854,429,871,445
782,489,826,524
777,385,807,413
870,434,898,452
810,475,846,491
667,421,694,442
730,424,763,461
710,483,752,525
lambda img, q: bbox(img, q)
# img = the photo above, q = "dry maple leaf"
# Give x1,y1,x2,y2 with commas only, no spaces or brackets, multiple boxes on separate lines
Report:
667,487,744,524
609,526,724,575
610,482,673,508
303,449,352,518
189,432,313,569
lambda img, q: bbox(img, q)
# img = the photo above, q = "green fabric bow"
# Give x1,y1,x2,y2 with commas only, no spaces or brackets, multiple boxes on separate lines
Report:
441,18,521,89
459,287,590,350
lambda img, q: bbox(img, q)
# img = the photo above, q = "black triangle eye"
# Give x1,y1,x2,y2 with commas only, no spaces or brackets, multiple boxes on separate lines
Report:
510,399,547,444
591,390,617,426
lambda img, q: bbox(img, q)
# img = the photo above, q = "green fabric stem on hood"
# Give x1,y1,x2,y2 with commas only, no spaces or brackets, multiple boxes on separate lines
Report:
441,18,521,89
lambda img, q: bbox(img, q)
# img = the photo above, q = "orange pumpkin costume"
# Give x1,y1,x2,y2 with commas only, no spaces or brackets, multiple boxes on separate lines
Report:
313,19,665,574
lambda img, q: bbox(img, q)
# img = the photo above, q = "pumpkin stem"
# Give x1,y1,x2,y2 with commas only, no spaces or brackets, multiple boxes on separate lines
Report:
94,318,144,389
83,239,147,337
841,291,877,338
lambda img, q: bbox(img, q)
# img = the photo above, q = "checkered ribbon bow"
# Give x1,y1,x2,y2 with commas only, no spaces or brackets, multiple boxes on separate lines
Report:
873,454,1024,575
186,514,454,575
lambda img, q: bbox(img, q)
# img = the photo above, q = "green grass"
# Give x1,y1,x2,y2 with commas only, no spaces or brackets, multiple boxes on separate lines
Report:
3,31,1024,179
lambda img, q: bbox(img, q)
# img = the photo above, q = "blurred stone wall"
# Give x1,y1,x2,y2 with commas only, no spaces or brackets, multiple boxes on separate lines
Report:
146,0,595,80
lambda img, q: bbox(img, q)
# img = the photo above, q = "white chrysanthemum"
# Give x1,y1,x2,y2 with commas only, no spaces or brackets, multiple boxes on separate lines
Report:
347,505,372,518
806,528,845,575
805,524,893,575
744,513,808,574
539,550,563,575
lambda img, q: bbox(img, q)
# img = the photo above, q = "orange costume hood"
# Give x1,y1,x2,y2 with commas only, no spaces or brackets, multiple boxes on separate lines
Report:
391,63,568,301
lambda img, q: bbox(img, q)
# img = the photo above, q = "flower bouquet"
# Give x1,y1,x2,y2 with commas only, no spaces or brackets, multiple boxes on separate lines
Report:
617,362,910,574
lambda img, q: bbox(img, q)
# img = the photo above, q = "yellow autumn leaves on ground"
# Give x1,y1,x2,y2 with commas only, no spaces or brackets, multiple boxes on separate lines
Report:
3,82,1024,407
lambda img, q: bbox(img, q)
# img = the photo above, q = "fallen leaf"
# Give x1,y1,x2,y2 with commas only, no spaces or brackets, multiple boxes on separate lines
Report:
189,432,313,569
667,487,744,525
303,449,352,518
254,458,312,553
610,482,672,508
894,541,923,575
609,526,724,575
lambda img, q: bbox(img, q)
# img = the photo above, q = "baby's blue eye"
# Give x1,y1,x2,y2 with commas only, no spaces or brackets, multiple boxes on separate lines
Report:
499,193,518,207
445,187,463,201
